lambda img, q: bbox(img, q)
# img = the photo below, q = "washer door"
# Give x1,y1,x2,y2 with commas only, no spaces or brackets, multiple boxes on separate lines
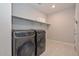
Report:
17,42,35,56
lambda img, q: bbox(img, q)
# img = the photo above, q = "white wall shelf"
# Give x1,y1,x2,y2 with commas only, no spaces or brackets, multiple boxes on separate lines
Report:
12,15,50,25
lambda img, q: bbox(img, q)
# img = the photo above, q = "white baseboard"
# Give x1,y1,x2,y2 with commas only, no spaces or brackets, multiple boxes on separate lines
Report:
46,39,74,46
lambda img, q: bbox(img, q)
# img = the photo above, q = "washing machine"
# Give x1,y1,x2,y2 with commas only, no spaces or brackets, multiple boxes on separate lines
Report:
12,30,35,56
35,30,46,56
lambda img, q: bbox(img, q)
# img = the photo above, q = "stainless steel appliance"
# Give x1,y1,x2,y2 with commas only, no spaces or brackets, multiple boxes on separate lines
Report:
35,30,46,56
12,30,35,56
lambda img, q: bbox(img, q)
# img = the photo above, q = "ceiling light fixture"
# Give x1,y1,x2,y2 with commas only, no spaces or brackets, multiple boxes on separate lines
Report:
52,5,55,8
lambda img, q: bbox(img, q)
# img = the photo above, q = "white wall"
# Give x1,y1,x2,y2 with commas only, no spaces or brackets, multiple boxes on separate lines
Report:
12,3,47,23
0,3,11,56
47,7,75,44
12,3,48,42
75,3,79,55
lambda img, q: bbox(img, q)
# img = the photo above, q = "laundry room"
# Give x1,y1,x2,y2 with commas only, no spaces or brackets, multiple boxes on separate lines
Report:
0,3,79,56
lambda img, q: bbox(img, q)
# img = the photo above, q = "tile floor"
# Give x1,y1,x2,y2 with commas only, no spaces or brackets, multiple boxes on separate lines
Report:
41,39,78,56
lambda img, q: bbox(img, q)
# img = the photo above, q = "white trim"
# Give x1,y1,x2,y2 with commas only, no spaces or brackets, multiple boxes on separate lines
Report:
46,39,74,46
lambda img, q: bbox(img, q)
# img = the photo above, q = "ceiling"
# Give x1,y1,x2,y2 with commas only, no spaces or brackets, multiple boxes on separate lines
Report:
26,3,75,15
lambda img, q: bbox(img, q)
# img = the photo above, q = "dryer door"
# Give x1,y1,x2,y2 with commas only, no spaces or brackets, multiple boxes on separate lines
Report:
36,30,46,56
17,41,35,56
